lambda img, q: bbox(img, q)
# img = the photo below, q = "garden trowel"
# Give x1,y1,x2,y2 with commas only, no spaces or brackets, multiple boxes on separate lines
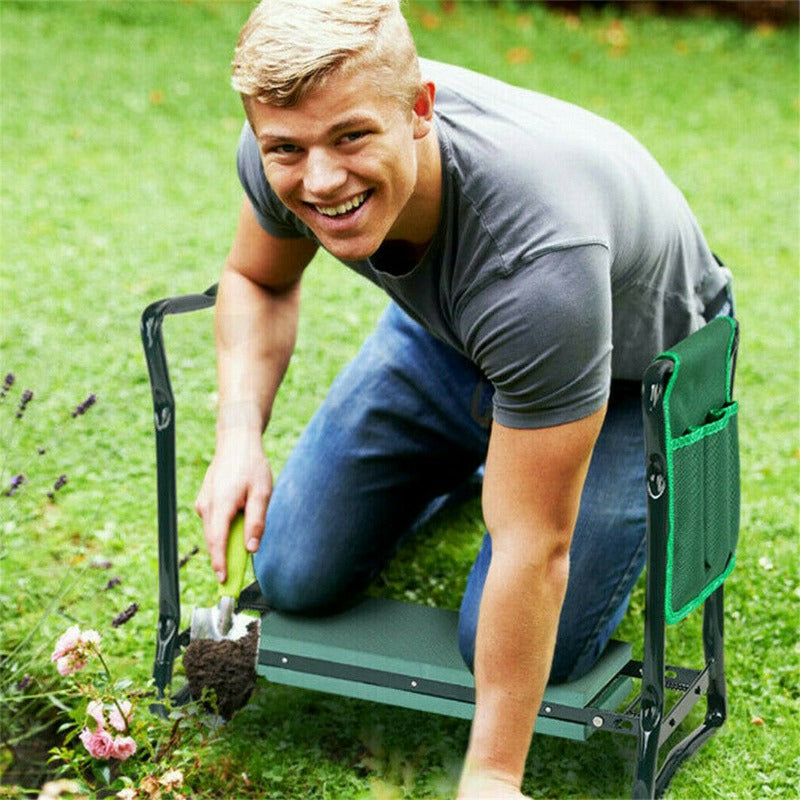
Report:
189,512,255,642
183,513,261,718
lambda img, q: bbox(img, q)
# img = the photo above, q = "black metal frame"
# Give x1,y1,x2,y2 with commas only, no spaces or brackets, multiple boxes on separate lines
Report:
140,284,217,694
140,288,738,799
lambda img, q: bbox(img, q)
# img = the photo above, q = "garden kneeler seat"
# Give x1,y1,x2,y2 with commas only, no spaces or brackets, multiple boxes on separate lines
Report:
142,287,739,800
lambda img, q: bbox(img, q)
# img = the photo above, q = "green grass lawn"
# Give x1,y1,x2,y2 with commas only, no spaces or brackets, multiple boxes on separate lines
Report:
1,1,798,798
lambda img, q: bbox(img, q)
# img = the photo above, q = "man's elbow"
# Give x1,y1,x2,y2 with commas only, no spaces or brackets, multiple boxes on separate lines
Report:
491,530,572,590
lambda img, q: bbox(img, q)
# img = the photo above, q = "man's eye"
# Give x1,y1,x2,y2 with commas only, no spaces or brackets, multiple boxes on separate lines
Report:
341,131,367,144
273,143,299,155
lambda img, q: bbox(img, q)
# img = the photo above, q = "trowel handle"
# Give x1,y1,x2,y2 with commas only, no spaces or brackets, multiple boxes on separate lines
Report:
217,512,249,600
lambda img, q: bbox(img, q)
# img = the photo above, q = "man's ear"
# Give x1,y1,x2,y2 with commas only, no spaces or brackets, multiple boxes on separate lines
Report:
412,81,435,139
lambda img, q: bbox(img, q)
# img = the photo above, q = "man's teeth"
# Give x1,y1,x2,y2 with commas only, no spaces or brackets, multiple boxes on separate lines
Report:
315,192,368,217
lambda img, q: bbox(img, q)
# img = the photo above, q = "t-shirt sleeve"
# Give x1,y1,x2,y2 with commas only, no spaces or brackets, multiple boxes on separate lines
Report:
236,122,315,240
459,244,613,429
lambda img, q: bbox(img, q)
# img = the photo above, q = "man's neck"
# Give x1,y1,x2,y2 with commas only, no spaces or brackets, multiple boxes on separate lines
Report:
388,125,442,250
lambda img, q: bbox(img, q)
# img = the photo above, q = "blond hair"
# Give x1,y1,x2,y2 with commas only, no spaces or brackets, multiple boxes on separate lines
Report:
231,0,421,108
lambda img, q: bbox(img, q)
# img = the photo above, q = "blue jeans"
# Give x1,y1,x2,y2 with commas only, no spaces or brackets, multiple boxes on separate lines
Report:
254,302,647,682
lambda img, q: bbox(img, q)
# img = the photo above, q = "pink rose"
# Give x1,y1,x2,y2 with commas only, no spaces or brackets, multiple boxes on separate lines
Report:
51,626,101,675
110,735,137,761
82,629,101,647
55,654,86,676
108,699,133,732
79,727,116,759
51,626,80,661
86,700,106,729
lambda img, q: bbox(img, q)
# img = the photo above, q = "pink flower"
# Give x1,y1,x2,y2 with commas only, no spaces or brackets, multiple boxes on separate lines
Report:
87,699,106,729
108,699,133,732
79,725,138,762
82,629,101,646
51,626,101,676
54,654,84,676
85,698,133,735
52,626,80,660
52,627,85,675
79,727,116,759
110,735,137,761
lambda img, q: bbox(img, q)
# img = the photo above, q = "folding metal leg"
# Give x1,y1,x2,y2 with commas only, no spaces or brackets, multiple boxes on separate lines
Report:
703,584,728,729
634,357,670,799
632,595,665,798
653,585,727,796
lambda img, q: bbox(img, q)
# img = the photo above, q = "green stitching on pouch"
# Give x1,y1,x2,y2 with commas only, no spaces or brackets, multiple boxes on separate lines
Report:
661,349,680,624
673,402,739,450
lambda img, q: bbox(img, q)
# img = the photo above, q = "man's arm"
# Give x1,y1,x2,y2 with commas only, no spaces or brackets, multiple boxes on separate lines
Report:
458,406,606,800
195,196,317,581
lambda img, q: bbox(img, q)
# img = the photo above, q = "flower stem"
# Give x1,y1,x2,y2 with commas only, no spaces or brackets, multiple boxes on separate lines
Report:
89,644,130,734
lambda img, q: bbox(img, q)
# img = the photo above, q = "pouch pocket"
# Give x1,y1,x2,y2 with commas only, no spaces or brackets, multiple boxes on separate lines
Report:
666,401,740,623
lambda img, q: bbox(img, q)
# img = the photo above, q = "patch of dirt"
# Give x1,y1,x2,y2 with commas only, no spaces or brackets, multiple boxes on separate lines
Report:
182,621,259,720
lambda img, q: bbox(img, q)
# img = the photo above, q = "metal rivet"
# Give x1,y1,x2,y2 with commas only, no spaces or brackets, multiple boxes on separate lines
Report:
410,680,418,688
592,716,604,728
281,657,288,664
544,706,552,714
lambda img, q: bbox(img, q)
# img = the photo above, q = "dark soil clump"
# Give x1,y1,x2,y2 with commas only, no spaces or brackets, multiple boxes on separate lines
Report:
182,620,259,720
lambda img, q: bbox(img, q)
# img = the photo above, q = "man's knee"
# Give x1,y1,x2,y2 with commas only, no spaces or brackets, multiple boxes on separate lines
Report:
254,546,364,614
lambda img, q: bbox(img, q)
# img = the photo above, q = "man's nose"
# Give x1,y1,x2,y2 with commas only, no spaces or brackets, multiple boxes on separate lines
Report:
303,147,347,198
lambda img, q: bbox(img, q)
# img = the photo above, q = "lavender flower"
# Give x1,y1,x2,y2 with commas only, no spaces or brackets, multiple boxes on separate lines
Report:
15,674,32,691
46,473,68,500
1,373,14,400
111,603,139,628
15,389,33,419
179,545,199,568
71,394,97,418
103,577,121,591
4,473,26,497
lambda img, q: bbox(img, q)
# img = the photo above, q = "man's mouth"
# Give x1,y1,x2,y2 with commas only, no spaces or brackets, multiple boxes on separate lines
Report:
311,190,371,218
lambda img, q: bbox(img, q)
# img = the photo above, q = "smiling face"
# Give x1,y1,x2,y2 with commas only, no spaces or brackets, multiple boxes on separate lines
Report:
246,66,440,263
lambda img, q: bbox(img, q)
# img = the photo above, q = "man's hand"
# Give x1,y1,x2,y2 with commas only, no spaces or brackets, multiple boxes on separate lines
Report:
194,429,272,582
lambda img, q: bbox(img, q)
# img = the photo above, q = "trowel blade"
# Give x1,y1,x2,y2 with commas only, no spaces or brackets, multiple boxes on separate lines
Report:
190,599,255,642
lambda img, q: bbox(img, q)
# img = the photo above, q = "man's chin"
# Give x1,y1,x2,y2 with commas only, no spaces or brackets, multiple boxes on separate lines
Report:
317,235,379,263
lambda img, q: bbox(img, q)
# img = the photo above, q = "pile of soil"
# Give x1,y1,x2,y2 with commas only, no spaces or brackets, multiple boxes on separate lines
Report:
182,620,260,720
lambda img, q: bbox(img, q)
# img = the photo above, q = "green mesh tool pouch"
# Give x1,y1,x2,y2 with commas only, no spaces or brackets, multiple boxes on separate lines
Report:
659,316,740,625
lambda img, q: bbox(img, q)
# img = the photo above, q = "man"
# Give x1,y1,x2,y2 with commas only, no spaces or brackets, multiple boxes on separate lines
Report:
194,1,733,797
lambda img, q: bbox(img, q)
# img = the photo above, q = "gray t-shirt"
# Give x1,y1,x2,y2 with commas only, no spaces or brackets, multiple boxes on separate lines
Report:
237,58,731,429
